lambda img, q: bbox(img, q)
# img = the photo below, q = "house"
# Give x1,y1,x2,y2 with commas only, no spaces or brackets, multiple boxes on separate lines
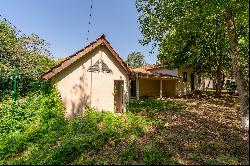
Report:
200,77,214,89
41,34,198,117
130,64,198,99
41,35,131,117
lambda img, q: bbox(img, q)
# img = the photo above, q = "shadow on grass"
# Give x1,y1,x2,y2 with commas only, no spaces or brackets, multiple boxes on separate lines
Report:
137,96,248,165
156,110,247,164
3,96,247,165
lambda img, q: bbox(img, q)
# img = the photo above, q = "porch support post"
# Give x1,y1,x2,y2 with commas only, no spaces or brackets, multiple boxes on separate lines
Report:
160,79,162,98
174,80,177,96
136,79,140,100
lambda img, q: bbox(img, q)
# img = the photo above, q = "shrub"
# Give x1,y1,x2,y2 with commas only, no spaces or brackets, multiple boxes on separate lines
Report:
0,85,65,163
3,91,184,164
225,80,237,93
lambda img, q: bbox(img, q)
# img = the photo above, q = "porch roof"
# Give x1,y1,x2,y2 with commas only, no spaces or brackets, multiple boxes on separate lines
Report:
129,65,179,80
130,70,179,80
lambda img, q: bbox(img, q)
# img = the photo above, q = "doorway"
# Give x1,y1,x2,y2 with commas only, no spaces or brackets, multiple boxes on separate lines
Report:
191,73,195,91
130,80,136,97
114,80,124,113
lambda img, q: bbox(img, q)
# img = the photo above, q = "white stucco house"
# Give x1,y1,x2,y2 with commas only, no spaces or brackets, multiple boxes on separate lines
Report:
130,64,198,99
41,34,198,117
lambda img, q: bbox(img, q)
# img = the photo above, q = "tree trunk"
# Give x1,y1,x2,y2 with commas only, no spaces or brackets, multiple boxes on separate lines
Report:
224,8,249,121
224,8,249,163
221,73,225,91
216,51,223,97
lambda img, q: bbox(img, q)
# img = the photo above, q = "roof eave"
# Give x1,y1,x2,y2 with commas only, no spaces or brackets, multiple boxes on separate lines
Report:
39,34,131,80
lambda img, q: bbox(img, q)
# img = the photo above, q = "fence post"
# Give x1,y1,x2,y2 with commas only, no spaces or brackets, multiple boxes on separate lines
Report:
13,67,18,101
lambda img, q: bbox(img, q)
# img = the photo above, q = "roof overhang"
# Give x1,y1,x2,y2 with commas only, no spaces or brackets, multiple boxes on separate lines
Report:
40,34,132,80
131,71,179,80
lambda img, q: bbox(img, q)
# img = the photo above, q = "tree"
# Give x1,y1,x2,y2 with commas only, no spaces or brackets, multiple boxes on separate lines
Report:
0,20,55,99
136,1,249,161
135,0,249,122
125,51,146,68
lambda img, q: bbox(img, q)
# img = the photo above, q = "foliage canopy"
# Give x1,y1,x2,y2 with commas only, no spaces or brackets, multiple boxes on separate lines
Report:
125,51,146,68
0,20,56,99
136,0,249,79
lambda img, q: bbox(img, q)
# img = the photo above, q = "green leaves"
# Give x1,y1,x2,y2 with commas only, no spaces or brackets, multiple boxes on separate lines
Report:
0,87,65,163
125,51,146,68
135,0,248,80
0,20,56,100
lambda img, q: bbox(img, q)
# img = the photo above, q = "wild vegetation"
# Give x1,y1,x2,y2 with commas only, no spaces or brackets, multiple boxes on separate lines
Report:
0,20,55,100
136,0,249,118
0,88,247,165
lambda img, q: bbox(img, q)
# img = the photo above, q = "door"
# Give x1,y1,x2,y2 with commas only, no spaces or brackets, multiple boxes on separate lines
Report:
114,80,124,113
191,73,195,91
130,80,136,97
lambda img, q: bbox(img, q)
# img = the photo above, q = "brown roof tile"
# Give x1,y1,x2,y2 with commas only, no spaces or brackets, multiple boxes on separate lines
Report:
130,64,178,79
130,64,160,74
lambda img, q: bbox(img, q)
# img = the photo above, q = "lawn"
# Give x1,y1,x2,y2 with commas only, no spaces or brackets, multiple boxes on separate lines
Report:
0,90,248,165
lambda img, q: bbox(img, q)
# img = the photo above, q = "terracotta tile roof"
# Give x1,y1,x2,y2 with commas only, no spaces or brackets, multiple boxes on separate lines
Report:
40,34,131,80
135,64,158,70
130,64,157,73
131,71,178,79
130,64,178,79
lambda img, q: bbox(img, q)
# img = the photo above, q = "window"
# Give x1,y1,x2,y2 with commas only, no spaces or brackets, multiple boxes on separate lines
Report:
183,72,187,82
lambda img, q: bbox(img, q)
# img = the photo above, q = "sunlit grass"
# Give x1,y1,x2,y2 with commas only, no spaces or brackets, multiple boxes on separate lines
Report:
0,93,248,165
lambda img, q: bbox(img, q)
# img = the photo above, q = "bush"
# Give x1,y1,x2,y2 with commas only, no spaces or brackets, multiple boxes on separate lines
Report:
2,89,187,164
1,89,154,165
225,80,237,93
0,85,65,164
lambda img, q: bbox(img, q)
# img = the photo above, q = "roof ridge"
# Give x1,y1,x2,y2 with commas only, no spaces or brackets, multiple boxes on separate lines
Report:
68,34,106,60
40,34,131,80
40,34,106,78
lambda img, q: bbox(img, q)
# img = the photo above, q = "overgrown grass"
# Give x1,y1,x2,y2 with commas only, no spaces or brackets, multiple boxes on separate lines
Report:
1,91,246,165
127,98,187,117
1,90,172,165
0,87,65,164
10,109,158,165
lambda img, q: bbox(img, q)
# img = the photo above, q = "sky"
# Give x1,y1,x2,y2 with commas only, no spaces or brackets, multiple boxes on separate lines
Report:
0,0,158,64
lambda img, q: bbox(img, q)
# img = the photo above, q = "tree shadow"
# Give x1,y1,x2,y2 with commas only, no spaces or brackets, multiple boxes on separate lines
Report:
52,55,91,117
145,97,248,164
70,66,90,117
178,91,239,108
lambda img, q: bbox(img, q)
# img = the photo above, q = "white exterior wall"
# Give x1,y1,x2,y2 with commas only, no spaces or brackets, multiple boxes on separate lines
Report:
196,77,214,90
199,77,235,90
176,68,198,96
146,68,198,96
202,77,214,89
150,68,178,77
51,46,129,117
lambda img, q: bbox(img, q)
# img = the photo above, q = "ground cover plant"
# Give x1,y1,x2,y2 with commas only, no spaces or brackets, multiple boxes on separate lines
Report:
0,88,248,165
